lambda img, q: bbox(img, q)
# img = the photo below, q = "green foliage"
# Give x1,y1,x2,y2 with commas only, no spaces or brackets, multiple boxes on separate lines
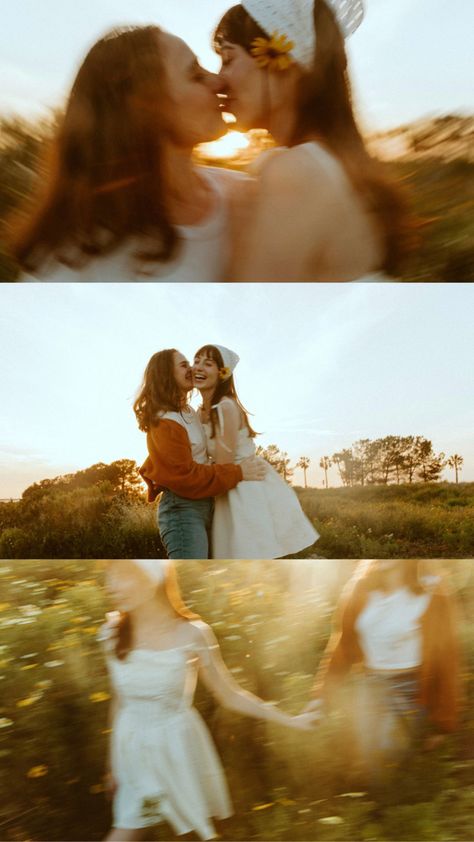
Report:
1,459,473,558
0,561,472,841
295,482,474,558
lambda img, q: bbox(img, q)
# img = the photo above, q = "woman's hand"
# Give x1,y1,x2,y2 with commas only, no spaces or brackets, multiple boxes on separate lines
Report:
241,456,266,481
302,699,325,716
288,711,322,731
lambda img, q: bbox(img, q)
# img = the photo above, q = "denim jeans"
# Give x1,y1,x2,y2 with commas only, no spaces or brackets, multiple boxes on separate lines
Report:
354,670,426,782
158,491,213,559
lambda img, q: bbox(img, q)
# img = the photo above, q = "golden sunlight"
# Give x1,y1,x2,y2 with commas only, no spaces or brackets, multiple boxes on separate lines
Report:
197,130,250,160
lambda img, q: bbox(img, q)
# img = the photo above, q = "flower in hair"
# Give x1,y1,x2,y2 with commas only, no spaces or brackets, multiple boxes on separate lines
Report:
251,31,295,71
219,366,232,381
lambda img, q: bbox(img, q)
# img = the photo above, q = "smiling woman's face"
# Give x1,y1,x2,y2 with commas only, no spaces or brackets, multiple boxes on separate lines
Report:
192,352,220,392
160,32,227,146
105,561,156,612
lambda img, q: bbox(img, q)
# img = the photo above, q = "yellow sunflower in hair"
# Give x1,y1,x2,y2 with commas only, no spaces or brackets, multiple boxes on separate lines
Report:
251,31,294,71
219,366,231,381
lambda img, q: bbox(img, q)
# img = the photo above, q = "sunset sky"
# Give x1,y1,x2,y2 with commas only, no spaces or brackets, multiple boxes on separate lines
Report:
1,282,473,498
0,0,472,132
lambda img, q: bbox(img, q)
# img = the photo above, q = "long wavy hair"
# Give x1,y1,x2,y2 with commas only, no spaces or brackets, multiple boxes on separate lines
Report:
115,563,200,661
195,344,257,439
214,2,413,276
353,560,424,596
134,349,185,433
8,26,178,274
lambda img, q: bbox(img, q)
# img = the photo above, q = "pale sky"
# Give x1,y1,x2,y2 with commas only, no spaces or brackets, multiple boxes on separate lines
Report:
0,282,473,498
0,0,472,131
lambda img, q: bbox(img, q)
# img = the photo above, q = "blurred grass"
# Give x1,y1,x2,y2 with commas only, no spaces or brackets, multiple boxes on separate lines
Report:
1,115,473,281
0,560,473,841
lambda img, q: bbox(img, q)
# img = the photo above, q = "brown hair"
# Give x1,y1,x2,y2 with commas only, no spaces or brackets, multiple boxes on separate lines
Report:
195,345,257,439
116,563,200,660
355,560,424,595
8,26,178,274
134,349,184,433
214,2,413,276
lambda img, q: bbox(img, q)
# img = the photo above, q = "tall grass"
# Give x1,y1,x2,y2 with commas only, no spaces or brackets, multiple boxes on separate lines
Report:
0,561,473,841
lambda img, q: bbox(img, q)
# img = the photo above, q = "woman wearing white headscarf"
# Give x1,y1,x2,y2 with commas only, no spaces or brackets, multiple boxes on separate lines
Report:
193,344,319,558
101,561,318,841
214,0,411,281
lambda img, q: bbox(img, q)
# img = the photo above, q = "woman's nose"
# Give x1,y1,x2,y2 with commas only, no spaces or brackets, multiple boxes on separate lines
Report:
207,72,226,94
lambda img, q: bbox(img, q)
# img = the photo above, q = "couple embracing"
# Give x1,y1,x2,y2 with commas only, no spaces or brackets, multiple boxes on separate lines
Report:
12,1,409,282
135,346,318,559
101,560,461,841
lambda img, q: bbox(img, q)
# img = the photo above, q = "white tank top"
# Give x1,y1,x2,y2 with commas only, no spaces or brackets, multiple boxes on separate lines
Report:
355,587,431,670
158,408,208,465
21,167,249,283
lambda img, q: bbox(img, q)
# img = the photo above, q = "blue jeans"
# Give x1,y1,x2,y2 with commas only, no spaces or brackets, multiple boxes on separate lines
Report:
158,491,213,559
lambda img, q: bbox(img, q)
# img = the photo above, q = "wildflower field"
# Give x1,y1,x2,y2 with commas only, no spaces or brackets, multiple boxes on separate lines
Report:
0,560,473,842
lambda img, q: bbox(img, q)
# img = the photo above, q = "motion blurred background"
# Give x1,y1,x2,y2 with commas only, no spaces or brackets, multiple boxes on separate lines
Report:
0,559,473,841
0,0,473,280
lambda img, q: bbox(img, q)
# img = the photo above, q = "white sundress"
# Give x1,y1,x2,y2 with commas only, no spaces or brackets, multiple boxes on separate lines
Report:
203,399,319,559
99,618,233,840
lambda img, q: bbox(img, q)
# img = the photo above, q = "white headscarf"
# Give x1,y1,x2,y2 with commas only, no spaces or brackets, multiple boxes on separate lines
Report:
213,345,240,380
132,560,169,586
241,0,364,69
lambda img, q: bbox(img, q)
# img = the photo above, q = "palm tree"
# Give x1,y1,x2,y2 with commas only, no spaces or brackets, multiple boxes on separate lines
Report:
319,456,332,489
447,454,464,484
297,457,310,488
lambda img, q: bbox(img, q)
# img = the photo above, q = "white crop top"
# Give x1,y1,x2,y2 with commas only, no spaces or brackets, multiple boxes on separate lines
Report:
355,587,431,671
159,408,208,465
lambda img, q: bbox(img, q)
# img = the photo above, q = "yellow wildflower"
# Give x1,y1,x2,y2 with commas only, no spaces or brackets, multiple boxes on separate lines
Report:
89,692,111,703
17,697,37,708
251,32,294,71
27,765,49,779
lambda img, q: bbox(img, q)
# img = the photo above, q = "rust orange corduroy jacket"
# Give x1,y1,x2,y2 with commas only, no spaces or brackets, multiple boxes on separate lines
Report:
139,419,243,502
313,579,461,733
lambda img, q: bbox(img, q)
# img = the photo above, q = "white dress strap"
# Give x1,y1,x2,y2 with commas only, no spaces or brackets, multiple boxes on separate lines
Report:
211,398,238,453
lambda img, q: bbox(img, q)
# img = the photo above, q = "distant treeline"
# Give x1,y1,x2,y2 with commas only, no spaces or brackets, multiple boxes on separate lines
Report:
1,456,473,559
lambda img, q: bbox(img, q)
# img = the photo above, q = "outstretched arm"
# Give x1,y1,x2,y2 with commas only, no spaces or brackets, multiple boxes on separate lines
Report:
192,622,319,731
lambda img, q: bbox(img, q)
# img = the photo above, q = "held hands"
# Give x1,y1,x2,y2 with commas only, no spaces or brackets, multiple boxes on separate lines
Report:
241,456,267,481
288,710,323,731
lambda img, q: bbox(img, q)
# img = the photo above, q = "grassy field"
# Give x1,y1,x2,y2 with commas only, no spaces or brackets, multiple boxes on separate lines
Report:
0,560,473,841
1,483,473,559
295,482,474,559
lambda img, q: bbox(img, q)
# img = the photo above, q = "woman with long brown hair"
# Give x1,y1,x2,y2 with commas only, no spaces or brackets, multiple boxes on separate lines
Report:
134,349,265,559
192,344,319,558
214,0,412,281
10,25,247,282
101,560,318,841
307,561,461,783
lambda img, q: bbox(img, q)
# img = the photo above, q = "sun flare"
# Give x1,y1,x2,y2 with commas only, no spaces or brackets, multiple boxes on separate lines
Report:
197,130,250,160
